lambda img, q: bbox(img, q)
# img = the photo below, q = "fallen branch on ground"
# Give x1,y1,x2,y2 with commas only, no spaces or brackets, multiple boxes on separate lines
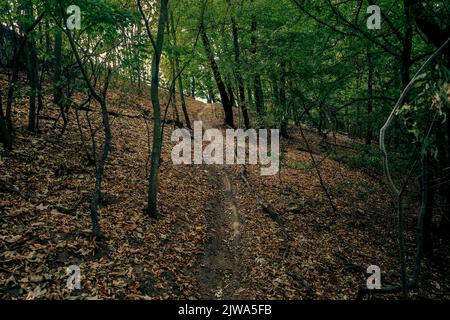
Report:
240,166,292,242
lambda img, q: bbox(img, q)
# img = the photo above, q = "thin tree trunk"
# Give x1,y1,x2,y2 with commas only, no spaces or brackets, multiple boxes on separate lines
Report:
440,118,450,238
199,2,234,127
365,48,374,145
169,56,181,126
59,0,112,238
54,24,67,134
45,18,51,59
227,82,235,109
231,16,250,128
5,10,45,139
0,90,12,149
90,74,113,238
169,9,191,129
422,151,435,257
26,40,39,132
402,0,413,90
271,72,280,108
23,2,39,133
145,0,169,218
190,76,196,99
247,83,253,110
279,64,288,138
207,79,215,103
251,0,264,116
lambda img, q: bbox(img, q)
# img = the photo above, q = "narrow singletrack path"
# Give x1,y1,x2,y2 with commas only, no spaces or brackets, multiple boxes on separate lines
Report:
194,103,245,299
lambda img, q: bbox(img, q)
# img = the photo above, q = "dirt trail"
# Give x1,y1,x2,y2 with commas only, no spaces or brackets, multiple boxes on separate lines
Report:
194,103,245,299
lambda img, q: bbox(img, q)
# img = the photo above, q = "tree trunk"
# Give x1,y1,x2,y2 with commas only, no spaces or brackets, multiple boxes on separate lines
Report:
23,2,39,133
45,18,51,59
401,1,413,90
439,118,450,239
422,151,435,257
247,83,253,110
271,72,280,107
169,58,181,126
190,76,196,99
90,92,112,238
231,16,250,128
54,24,67,134
279,64,288,138
251,1,264,116
147,0,169,218
59,0,112,238
169,9,191,129
227,82,235,109
410,0,450,242
199,5,234,127
0,90,12,149
365,48,374,145
207,80,216,103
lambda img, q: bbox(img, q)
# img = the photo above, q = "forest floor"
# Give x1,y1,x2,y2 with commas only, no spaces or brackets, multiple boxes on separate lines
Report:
1,72,450,300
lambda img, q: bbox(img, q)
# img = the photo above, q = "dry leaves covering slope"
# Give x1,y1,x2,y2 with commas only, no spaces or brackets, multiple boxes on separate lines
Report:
1,74,449,300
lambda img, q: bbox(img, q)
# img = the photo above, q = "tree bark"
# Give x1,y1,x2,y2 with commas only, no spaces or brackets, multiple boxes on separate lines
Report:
146,0,169,218
54,23,67,134
365,48,374,145
251,0,264,116
23,1,39,133
190,76,196,99
59,0,112,238
401,0,413,89
0,89,12,149
279,64,288,138
231,16,250,128
169,9,191,129
199,2,234,127
5,10,45,141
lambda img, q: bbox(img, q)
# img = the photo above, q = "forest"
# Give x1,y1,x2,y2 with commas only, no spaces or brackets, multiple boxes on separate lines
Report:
0,0,449,301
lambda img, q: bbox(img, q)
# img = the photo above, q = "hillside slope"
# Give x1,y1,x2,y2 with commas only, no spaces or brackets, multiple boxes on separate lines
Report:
1,75,449,300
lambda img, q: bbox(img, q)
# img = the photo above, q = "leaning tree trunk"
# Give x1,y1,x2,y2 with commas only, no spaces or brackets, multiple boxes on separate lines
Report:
199,5,234,127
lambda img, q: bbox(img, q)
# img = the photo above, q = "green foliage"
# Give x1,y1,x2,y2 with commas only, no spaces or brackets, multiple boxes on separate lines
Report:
331,144,383,172
1,0,449,181
397,63,450,162
284,159,316,170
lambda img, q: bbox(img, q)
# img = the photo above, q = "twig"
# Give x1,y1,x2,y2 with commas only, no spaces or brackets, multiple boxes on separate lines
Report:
298,125,337,212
